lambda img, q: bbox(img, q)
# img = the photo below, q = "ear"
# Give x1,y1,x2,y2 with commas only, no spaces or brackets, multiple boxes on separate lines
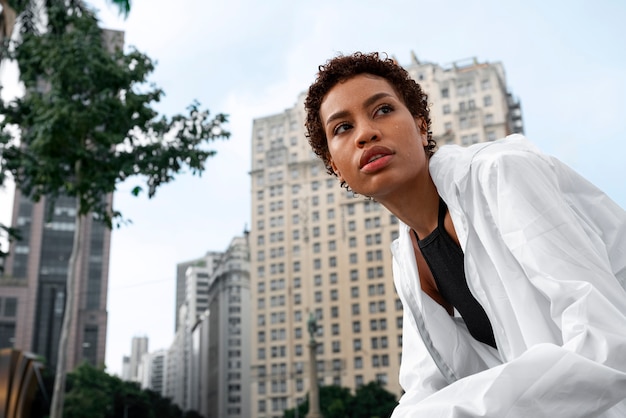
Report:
414,117,428,146
329,158,343,181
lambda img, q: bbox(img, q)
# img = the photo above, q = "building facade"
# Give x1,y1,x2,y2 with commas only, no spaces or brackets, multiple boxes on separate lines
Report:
202,235,251,418
174,252,222,332
0,192,111,371
139,349,168,395
129,336,149,382
248,53,523,417
162,239,251,417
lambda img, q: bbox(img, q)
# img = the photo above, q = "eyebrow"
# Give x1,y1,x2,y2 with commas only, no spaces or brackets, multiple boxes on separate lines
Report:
324,92,394,128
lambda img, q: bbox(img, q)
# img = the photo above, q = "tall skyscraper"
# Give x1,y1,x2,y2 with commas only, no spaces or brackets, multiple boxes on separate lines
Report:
162,236,251,417
139,349,167,395
129,335,149,382
203,235,251,418
249,53,523,417
0,192,112,371
174,252,222,332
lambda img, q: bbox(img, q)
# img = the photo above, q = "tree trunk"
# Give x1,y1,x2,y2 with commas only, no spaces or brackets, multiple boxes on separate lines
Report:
0,0,17,63
49,206,85,418
0,0,17,43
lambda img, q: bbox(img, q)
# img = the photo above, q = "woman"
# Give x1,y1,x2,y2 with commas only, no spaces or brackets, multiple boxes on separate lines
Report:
305,52,626,417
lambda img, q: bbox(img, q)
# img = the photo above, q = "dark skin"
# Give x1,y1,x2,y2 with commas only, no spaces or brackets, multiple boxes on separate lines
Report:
320,74,459,315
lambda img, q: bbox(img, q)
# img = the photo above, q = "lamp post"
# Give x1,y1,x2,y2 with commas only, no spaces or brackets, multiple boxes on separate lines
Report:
306,313,322,418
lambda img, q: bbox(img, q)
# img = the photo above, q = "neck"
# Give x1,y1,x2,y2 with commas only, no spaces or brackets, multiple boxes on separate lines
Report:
377,173,440,238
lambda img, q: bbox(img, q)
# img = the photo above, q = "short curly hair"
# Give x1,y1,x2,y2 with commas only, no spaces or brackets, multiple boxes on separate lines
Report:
304,52,435,179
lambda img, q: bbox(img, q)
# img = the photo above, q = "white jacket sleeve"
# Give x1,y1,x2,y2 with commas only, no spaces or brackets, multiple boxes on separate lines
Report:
395,144,626,417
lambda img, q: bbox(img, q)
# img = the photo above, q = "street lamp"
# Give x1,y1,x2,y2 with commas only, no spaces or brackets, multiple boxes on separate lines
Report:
306,313,322,418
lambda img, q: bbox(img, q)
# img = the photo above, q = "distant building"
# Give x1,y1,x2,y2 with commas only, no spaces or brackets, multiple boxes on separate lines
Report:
248,52,523,417
202,235,251,418
121,355,131,380
162,235,251,417
175,252,222,332
129,336,149,382
140,349,167,395
165,249,228,410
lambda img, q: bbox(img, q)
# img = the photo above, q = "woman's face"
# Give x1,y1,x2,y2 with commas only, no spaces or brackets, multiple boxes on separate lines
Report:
320,73,429,200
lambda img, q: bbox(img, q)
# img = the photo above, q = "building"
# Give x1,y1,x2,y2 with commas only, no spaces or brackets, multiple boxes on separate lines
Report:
0,192,112,371
401,52,523,145
167,253,219,409
248,53,523,417
174,252,222,332
162,236,251,417
121,355,131,380
139,349,168,395
129,336,149,382
202,235,251,418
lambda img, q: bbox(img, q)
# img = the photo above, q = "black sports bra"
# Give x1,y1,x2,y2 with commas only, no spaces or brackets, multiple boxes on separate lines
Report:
414,198,497,349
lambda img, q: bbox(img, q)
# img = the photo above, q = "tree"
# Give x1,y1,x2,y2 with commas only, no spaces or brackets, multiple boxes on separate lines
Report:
0,0,132,271
283,383,396,418
0,0,131,46
0,2,229,417
62,363,203,418
349,381,397,418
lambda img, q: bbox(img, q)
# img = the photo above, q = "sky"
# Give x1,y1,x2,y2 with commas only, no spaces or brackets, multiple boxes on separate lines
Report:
1,0,625,376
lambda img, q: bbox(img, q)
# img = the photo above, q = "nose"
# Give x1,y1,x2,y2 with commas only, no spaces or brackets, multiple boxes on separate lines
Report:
355,121,380,147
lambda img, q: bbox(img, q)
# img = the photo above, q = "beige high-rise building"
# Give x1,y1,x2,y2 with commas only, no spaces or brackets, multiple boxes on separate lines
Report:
249,53,523,418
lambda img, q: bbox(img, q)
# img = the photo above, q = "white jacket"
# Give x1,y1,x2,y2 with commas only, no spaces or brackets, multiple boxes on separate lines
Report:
391,135,626,417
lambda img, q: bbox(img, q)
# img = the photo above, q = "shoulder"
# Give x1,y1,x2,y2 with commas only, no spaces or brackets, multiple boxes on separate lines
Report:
430,135,555,200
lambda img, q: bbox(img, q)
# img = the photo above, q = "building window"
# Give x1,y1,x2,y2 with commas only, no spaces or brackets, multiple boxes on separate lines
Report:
354,357,363,369
314,274,322,286
352,303,360,315
443,104,451,115
441,87,449,98
483,95,492,106
376,373,388,386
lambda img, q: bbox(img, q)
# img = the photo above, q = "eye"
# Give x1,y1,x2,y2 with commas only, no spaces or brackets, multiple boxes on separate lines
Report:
374,104,393,116
333,122,352,135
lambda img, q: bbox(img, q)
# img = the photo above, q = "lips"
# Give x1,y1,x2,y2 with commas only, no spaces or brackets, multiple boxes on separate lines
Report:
359,145,394,169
